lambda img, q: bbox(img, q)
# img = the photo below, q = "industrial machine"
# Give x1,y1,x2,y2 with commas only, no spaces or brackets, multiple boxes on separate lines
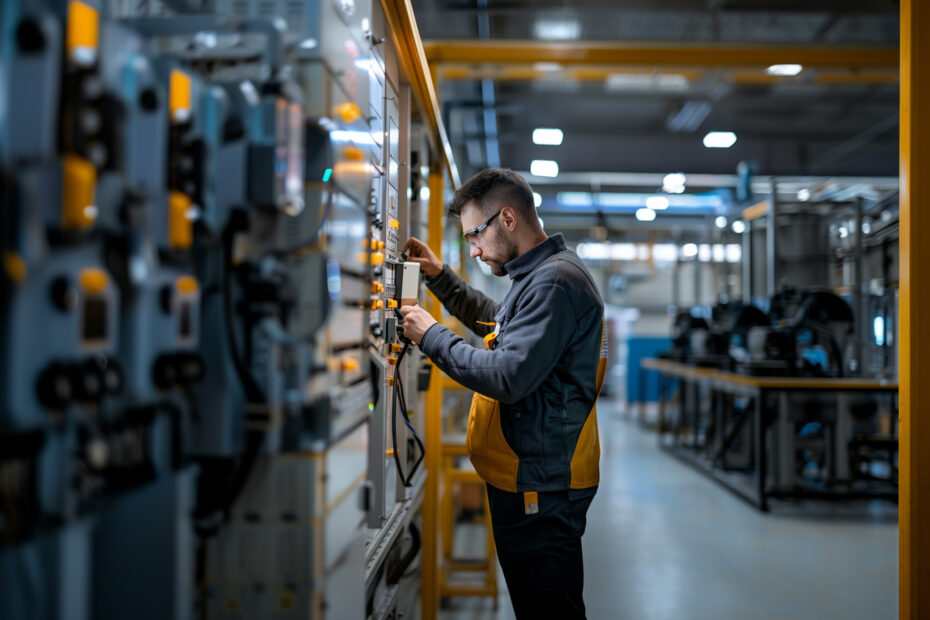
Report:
0,0,430,617
663,285,895,505
736,290,854,378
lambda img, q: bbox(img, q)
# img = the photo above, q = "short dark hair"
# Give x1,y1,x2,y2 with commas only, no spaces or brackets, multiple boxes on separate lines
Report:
448,168,536,220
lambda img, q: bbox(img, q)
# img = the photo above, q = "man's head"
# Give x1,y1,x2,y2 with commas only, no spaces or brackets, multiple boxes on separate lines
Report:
448,168,544,276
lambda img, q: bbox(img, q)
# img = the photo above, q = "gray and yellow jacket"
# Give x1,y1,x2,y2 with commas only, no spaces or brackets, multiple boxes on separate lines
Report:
419,233,605,494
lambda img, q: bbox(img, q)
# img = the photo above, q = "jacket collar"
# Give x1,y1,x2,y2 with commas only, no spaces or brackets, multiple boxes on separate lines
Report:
504,233,566,280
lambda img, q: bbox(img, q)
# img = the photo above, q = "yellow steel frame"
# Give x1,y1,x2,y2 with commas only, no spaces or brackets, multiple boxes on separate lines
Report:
373,4,462,618
437,65,898,86
420,162,446,620
424,40,898,69
741,200,769,222
440,462,499,602
380,0,461,187
899,1,929,618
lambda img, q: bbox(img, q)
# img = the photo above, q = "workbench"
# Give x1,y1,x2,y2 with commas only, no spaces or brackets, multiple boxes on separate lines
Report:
641,358,898,511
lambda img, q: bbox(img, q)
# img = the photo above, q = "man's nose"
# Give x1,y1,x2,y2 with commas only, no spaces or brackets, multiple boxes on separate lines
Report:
469,244,481,259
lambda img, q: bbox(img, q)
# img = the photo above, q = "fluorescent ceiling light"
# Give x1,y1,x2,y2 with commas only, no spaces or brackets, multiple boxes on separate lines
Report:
605,73,689,93
715,216,728,229
533,62,562,72
534,19,580,40
732,220,747,234
645,196,669,210
725,244,742,263
653,244,679,263
663,173,686,194
591,192,722,210
530,159,559,178
797,188,811,201
533,128,564,146
533,192,542,208
538,217,545,229
635,208,657,222
703,131,737,149
597,193,631,207
558,192,593,206
682,243,698,258
765,64,803,77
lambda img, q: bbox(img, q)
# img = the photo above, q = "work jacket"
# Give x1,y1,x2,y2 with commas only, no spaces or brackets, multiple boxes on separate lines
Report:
419,234,605,493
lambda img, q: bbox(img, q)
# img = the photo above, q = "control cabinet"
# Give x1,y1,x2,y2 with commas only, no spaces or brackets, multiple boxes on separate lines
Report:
1,1,432,619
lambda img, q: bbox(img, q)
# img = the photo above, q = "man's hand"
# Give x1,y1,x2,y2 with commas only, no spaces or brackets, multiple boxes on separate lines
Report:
399,304,437,345
402,237,442,279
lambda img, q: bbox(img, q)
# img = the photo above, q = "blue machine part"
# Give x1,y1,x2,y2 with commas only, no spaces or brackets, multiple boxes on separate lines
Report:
799,345,829,371
627,337,674,404
0,518,93,620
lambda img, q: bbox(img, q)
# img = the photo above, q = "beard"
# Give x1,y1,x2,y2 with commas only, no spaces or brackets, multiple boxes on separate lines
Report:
487,236,520,277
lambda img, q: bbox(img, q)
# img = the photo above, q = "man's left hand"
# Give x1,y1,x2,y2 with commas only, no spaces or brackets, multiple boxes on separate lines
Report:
399,305,437,345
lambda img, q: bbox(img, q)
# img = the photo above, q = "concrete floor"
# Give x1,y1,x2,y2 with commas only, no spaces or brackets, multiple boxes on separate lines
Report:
439,405,898,620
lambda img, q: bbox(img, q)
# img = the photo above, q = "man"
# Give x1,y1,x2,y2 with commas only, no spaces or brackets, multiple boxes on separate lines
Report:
400,168,605,619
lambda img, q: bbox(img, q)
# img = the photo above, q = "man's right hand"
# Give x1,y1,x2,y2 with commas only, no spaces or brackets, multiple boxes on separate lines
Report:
402,237,443,279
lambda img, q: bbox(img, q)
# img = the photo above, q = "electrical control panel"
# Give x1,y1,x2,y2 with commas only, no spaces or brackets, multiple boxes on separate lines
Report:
0,1,430,618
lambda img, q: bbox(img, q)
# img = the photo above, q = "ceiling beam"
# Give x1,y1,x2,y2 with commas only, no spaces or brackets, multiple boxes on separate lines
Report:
423,40,899,69
437,65,898,85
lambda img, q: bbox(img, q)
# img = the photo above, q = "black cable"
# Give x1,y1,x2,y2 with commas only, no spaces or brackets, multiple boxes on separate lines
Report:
192,429,265,538
193,218,269,538
221,222,265,403
386,522,422,585
391,343,425,487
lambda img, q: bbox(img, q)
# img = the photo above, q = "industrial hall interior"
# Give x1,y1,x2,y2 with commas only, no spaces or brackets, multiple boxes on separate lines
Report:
2,0,928,619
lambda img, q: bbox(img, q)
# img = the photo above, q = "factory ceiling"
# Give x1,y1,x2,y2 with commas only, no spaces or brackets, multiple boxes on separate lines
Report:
412,0,900,227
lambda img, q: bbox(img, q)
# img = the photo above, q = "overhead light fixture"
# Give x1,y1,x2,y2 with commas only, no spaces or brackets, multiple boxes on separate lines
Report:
797,188,811,201
420,186,430,202
533,192,542,208
534,19,580,40
765,64,803,77
715,216,728,229
558,192,593,206
732,220,747,234
538,217,545,229
663,173,687,194
530,159,559,178
645,196,670,210
703,131,737,149
682,243,698,258
533,62,562,72
605,73,689,93
299,38,318,50
635,208,657,222
533,128,564,146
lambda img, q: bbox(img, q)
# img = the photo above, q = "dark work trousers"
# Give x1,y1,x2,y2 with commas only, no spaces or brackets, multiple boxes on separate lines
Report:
486,484,596,620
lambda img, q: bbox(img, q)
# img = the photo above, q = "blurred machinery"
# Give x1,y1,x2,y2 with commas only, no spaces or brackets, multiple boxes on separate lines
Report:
659,191,900,507
0,0,429,618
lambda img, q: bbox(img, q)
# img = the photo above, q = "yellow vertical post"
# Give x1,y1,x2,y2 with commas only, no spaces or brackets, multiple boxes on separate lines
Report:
900,1,930,618
421,159,445,620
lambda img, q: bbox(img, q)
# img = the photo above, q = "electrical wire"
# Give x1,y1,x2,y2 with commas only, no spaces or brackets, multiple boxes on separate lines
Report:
221,223,265,403
390,342,425,487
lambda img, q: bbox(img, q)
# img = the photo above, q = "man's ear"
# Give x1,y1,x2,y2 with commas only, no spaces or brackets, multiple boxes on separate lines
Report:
501,206,518,231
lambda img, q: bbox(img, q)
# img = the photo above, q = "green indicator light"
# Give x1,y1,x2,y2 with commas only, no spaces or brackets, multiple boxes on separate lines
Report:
368,403,375,412
322,168,332,182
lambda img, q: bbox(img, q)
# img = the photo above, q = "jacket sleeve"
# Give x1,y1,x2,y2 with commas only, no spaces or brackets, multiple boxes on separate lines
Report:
425,264,500,337
419,280,585,404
